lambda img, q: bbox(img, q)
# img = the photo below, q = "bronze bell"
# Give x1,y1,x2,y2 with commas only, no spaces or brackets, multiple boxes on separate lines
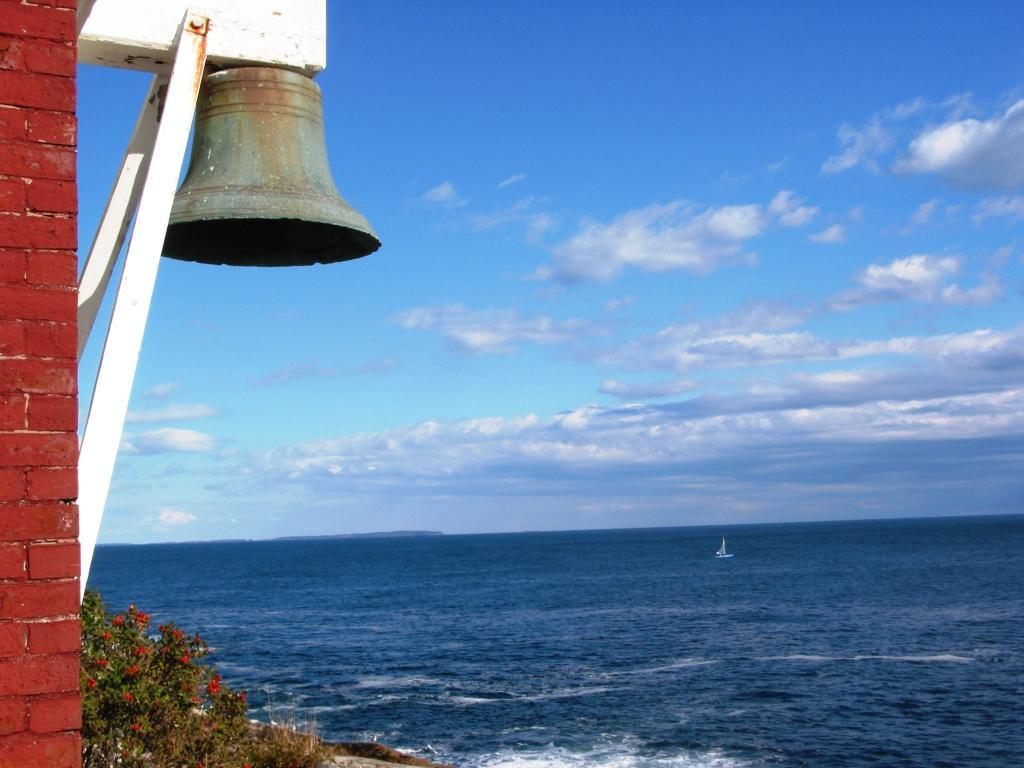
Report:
163,67,380,267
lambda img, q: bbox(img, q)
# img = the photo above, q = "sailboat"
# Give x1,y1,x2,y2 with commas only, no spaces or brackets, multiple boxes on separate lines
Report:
715,537,734,558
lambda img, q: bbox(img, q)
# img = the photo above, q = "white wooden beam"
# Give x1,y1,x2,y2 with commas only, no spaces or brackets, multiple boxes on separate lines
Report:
78,0,326,75
78,12,210,595
77,73,165,358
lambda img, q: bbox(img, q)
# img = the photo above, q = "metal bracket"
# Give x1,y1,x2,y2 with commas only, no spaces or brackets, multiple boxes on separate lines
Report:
77,10,210,596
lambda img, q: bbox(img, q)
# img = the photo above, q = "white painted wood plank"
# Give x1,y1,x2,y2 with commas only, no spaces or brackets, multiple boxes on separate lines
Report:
79,13,210,596
79,0,326,74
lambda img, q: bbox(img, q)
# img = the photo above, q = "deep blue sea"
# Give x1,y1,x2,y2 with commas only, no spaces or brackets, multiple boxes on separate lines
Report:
89,516,1024,768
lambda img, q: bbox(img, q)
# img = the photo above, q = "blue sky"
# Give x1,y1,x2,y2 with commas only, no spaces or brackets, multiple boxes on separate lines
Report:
79,2,1024,542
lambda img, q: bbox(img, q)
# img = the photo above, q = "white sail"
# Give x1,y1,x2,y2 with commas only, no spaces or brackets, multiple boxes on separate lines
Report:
715,536,734,557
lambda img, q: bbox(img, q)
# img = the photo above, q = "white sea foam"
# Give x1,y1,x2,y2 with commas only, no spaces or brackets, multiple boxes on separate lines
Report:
470,745,751,768
449,695,500,706
355,675,441,689
516,685,615,702
451,686,615,706
761,653,973,663
619,658,716,675
856,654,973,663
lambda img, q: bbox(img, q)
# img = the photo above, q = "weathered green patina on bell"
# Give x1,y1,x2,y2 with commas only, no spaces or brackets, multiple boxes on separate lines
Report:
163,66,380,266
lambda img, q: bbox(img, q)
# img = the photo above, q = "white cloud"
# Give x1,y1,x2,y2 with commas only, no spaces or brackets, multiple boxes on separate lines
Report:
822,117,893,174
822,98,929,174
605,328,832,373
604,296,636,312
394,304,604,355
126,404,218,424
145,382,180,399
533,192,825,282
252,382,1024,489
598,302,820,373
973,195,1024,224
535,200,767,282
894,100,1024,189
157,507,197,526
808,224,845,244
241,324,1024,523
769,190,819,227
717,170,750,187
909,199,937,230
471,197,555,242
599,293,1022,378
497,172,526,188
421,181,466,208
599,377,696,400
121,428,216,455
830,254,1002,310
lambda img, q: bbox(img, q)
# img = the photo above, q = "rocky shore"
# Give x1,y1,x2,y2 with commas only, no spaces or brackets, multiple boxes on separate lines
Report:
317,742,453,768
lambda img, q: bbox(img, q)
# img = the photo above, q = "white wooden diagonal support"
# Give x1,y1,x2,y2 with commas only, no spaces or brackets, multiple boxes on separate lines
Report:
77,73,165,357
78,11,210,596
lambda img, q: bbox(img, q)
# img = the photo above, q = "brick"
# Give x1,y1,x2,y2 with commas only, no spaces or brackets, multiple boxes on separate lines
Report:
0,249,26,282
0,140,75,179
0,697,26,736
0,358,75,394
0,284,74,322
26,394,75,431
23,40,74,77
0,35,26,71
0,468,24,500
28,694,78,733
25,250,75,285
0,653,77,696
0,177,26,211
0,582,77,620
0,731,80,768
25,467,74,501
0,108,26,141
26,179,75,213
0,70,73,112
26,619,77,655
27,542,76,578
26,111,75,147
25,321,75,358
0,504,77,541
0,319,25,355
0,433,76,469
0,541,25,579
0,5,75,43
0,213,76,249
0,393,26,429
0,623,26,657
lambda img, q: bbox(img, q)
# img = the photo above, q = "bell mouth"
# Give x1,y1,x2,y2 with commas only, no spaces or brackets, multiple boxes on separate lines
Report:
163,218,381,267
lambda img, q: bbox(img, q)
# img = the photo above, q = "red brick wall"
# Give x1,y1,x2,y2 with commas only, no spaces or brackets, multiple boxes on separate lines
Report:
0,1,81,766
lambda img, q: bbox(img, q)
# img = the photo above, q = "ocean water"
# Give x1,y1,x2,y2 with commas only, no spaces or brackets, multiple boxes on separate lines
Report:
89,516,1024,768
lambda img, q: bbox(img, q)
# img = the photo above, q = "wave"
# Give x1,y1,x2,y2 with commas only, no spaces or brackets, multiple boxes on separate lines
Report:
354,675,442,689
469,745,751,768
451,686,615,706
759,653,974,663
617,658,716,675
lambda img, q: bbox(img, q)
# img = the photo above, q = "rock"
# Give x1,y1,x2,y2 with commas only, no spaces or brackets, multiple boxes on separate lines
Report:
324,742,453,768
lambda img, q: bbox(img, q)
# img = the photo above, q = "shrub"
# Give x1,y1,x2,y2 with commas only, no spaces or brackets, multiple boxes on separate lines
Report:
81,591,324,768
